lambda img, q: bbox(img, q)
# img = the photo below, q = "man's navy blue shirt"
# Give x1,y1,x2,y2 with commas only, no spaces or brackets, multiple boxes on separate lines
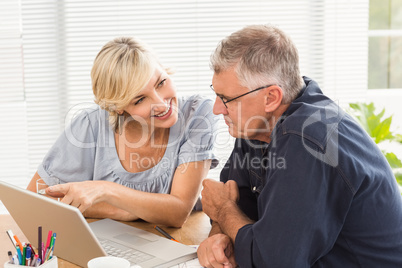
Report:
220,77,402,267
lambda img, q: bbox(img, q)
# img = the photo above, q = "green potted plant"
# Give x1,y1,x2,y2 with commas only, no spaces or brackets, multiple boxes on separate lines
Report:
348,102,402,188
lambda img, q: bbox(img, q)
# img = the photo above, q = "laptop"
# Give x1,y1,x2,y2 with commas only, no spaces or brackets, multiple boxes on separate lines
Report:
0,181,197,267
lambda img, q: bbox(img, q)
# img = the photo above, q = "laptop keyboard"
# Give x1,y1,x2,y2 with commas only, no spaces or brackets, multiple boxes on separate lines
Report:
99,238,154,264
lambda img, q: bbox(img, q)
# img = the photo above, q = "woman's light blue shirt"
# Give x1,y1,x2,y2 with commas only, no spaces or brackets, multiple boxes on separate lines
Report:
38,95,218,194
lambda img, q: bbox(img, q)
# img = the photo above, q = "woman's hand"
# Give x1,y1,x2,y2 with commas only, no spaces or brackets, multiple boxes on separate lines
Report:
46,181,110,213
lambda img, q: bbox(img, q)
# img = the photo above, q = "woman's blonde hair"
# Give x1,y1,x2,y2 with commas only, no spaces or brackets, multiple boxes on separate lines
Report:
91,37,158,130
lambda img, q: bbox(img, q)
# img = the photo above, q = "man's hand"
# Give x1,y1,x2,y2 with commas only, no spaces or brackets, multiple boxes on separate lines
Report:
197,233,237,268
201,179,239,222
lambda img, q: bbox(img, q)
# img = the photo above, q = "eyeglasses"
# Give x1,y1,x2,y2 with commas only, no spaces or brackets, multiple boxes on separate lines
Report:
210,84,277,108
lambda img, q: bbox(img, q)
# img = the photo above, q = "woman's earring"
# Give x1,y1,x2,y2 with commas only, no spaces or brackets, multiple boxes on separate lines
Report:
118,113,124,135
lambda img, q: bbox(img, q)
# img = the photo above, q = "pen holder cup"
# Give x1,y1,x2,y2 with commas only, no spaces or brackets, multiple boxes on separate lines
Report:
4,256,58,268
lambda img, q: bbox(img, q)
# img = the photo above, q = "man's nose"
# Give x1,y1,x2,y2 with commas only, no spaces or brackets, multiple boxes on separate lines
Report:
213,96,227,115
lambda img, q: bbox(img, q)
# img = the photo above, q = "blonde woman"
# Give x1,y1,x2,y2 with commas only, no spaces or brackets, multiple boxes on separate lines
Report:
27,37,218,227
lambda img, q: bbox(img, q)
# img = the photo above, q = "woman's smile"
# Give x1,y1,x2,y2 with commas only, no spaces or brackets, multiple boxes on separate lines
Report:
152,98,174,120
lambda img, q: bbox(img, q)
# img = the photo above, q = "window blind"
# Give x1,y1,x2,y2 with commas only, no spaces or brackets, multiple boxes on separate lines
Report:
0,0,28,214
0,0,28,188
322,0,369,106
0,0,369,214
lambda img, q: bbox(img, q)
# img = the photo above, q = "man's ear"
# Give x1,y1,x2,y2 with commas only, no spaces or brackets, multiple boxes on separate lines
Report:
264,86,283,113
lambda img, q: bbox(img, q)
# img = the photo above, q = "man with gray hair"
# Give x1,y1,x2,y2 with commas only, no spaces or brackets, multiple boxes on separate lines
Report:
198,24,402,267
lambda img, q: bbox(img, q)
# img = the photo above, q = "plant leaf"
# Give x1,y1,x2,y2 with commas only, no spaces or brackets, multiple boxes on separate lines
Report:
348,102,396,143
395,134,402,144
394,171,402,187
349,102,371,134
372,115,394,143
385,152,402,169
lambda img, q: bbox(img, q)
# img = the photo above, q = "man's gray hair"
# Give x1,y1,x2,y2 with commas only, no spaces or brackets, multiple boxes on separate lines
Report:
210,25,304,104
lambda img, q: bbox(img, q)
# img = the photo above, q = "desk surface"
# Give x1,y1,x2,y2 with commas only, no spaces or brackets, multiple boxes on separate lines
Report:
0,211,211,267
